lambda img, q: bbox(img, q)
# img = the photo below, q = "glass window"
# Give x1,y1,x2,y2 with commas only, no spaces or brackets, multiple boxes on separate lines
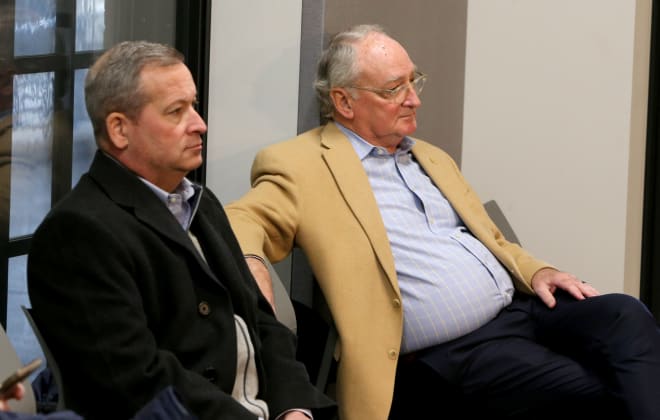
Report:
14,0,57,57
76,0,105,52
10,72,54,239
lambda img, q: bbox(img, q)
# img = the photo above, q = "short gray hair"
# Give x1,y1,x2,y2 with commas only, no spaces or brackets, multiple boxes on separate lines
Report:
85,40,184,145
314,24,388,121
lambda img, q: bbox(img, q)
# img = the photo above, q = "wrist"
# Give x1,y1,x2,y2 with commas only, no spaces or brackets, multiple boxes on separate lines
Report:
244,253,267,266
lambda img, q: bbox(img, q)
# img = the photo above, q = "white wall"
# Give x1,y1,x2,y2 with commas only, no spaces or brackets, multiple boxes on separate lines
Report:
206,0,303,204
461,0,651,295
206,0,303,282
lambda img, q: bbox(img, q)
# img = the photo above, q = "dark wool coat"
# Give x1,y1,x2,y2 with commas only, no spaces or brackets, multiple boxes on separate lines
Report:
27,151,335,420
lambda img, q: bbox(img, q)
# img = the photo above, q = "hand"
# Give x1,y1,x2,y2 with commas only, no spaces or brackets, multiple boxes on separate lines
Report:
0,382,25,411
531,267,599,308
245,256,276,312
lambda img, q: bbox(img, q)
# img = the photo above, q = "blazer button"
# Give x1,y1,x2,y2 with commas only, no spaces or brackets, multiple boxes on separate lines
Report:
202,366,218,383
392,298,401,308
388,349,398,360
198,301,211,317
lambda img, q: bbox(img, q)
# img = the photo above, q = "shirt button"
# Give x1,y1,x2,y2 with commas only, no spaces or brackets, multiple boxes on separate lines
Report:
388,349,398,360
392,298,401,308
198,301,211,316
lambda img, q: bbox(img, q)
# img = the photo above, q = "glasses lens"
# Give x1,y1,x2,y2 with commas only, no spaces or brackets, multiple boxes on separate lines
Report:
393,74,426,102
413,75,426,95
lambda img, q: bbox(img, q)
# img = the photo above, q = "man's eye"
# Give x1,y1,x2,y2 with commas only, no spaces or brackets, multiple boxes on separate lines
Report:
387,85,403,95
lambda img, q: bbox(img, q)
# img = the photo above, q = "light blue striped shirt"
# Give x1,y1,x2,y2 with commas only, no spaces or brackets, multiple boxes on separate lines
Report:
337,124,514,354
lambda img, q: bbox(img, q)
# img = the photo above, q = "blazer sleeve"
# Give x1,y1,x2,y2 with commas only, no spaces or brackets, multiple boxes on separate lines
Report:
225,146,301,264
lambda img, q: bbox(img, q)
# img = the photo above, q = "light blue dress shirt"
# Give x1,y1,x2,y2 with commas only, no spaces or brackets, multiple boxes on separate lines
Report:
337,124,515,354
140,177,201,231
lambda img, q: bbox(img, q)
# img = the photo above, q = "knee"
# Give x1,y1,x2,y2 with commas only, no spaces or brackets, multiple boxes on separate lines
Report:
597,293,658,334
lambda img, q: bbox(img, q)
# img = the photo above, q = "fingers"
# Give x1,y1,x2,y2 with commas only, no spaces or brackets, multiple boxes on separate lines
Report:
536,287,557,308
531,268,599,307
560,274,599,301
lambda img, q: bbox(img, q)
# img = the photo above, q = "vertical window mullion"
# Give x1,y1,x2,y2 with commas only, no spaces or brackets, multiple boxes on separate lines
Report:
51,0,76,205
0,0,18,327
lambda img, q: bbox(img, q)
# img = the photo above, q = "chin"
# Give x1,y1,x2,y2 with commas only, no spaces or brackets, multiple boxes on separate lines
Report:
184,157,203,172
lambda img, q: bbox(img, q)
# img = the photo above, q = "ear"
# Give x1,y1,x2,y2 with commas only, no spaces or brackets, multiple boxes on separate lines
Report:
105,112,131,150
330,88,355,120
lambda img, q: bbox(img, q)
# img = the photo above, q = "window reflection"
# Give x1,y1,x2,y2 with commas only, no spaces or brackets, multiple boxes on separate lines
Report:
76,0,105,52
14,0,56,57
72,69,95,185
10,73,53,239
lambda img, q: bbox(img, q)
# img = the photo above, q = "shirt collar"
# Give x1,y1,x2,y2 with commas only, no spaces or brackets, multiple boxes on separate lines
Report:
140,176,198,203
335,122,415,160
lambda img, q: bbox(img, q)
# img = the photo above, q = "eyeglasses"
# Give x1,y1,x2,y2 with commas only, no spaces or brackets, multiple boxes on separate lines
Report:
347,72,427,103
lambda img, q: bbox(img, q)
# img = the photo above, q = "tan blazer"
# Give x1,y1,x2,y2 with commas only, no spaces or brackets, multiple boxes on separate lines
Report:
225,123,551,420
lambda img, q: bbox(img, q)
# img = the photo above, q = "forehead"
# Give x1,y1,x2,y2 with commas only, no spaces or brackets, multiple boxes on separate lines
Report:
139,62,197,102
355,33,415,82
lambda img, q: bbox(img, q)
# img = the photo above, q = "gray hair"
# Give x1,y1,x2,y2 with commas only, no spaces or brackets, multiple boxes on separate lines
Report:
314,24,388,121
85,40,184,145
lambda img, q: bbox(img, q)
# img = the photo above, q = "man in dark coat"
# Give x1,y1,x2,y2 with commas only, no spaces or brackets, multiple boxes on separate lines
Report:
26,40,335,420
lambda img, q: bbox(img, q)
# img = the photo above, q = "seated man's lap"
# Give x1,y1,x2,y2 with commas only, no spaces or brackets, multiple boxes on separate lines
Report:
389,291,640,418
390,355,623,419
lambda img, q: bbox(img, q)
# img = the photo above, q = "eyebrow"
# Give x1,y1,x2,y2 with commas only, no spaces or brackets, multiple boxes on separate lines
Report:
383,68,419,85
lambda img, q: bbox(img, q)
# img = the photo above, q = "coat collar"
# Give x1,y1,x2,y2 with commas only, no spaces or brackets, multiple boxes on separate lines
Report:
86,151,214,276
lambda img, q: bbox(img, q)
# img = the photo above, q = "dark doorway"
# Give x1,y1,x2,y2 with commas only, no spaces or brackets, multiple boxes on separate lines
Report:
641,0,660,321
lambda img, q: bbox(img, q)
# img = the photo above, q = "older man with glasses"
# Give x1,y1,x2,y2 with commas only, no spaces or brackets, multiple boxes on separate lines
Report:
226,24,660,420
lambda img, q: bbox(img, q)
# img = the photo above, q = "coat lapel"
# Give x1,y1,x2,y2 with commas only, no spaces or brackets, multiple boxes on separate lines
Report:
87,151,219,281
319,124,400,295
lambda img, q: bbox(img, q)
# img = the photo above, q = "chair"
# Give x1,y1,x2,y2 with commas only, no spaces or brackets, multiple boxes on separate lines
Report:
287,249,337,395
0,319,37,413
483,199,521,245
267,256,337,393
266,258,297,334
21,306,65,411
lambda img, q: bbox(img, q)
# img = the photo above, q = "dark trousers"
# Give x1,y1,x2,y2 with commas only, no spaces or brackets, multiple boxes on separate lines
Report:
389,291,660,420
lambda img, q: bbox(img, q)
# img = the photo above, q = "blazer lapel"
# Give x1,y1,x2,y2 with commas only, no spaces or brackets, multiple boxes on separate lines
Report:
411,142,470,215
319,124,400,295
87,151,218,280
411,142,522,276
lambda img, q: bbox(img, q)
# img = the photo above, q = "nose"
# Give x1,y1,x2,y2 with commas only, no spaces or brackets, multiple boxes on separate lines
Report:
189,108,207,134
402,86,422,108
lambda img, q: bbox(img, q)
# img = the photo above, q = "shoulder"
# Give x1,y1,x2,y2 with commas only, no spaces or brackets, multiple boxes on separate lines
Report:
258,125,326,156
411,137,455,160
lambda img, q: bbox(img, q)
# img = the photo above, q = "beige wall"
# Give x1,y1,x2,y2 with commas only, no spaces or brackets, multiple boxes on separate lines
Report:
461,0,651,295
205,0,652,296
205,0,303,283
206,0,303,204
